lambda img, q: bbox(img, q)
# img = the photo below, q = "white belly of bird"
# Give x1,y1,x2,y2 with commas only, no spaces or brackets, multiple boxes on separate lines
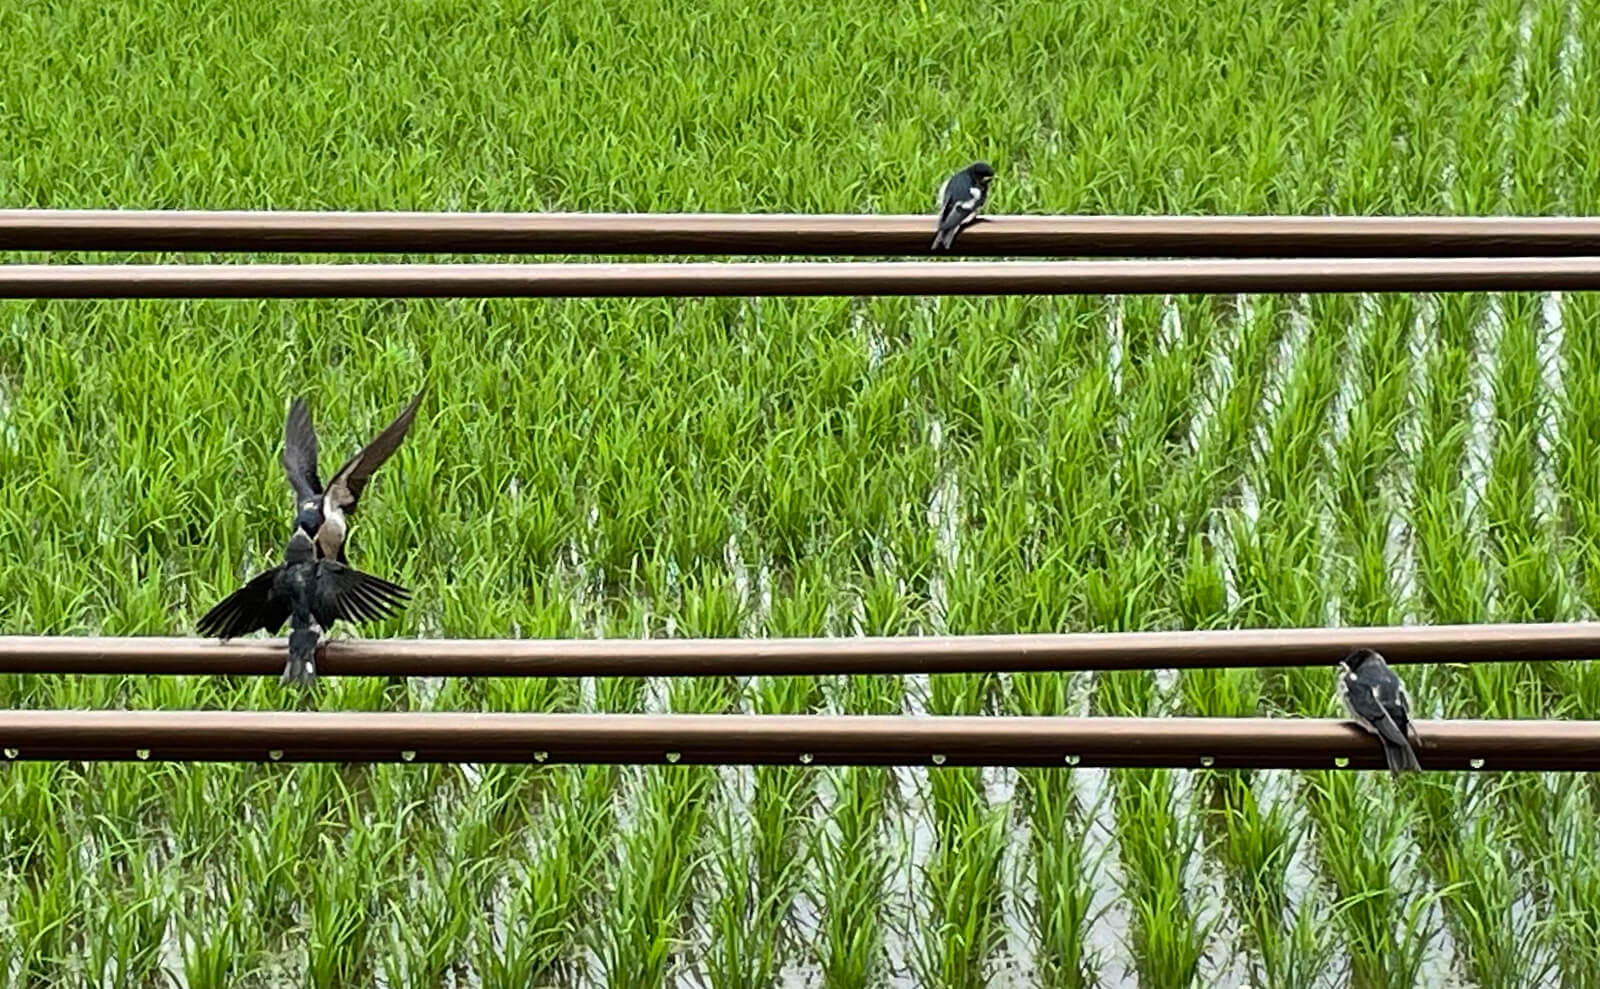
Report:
316,507,347,559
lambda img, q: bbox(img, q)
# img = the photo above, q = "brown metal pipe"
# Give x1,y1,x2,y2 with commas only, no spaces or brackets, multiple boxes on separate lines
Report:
7,210,1600,258
0,710,1590,770
6,257,1600,299
2,622,1598,677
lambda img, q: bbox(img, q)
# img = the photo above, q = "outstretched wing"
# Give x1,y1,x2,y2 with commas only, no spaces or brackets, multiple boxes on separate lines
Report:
282,397,322,502
197,567,291,640
322,387,425,515
310,562,412,627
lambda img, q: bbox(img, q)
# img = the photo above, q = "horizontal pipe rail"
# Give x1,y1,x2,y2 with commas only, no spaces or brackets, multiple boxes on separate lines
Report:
7,210,1600,258
3,622,1598,677
0,711,1590,770
7,257,1600,299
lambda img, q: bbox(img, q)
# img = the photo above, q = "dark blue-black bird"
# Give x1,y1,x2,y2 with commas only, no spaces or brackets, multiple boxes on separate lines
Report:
931,161,996,251
1335,648,1423,773
282,387,425,565
197,526,411,687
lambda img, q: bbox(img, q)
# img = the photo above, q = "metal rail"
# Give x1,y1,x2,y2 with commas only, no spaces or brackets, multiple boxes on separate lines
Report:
3,622,1597,677
6,210,1600,257
6,257,1600,298
0,711,1589,770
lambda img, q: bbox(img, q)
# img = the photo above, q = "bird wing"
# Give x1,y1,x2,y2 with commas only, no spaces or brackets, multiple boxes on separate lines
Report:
1394,678,1423,743
936,183,983,235
937,182,966,226
322,387,425,515
1377,674,1411,713
310,561,412,627
197,567,292,640
933,186,969,249
282,397,323,502
1342,672,1411,749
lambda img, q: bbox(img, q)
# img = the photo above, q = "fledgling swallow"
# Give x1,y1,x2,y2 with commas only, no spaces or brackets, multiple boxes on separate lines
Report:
196,527,411,687
282,388,425,564
1335,648,1423,773
931,161,996,251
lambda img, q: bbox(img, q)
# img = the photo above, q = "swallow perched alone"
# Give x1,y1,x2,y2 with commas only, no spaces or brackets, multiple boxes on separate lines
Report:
931,161,996,251
197,526,412,687
1335,648,1423,773
282,388,424,564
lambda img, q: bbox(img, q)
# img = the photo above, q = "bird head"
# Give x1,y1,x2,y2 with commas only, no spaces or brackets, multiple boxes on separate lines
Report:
284,527,317,564
1340,648,1384,671
294,500,324,539
970,161,996,186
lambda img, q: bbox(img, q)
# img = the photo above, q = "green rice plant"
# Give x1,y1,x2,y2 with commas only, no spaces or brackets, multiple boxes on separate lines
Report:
813,766,893,989
594,766,714,989
1304,773,1438,989
4,0,1600,979
1017,766,1097,989
914,767,1010,989
1205,776,1325,988
1112,769,1209,988
702,762,817,988
305,817,400,987
1411,776,1556,988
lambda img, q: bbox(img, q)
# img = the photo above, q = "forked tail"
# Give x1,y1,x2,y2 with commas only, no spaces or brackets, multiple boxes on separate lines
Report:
283,625,322,688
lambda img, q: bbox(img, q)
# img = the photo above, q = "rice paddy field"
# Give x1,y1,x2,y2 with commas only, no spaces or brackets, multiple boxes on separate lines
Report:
5,0,1600,984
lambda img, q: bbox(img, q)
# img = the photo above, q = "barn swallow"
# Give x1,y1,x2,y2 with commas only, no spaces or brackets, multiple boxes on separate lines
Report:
932,161,996,251
282,387,424,564
197,527,411,687
1335,648,1423,773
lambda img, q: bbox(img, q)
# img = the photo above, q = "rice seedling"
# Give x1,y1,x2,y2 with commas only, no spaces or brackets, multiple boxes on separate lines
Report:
3,0,1600,980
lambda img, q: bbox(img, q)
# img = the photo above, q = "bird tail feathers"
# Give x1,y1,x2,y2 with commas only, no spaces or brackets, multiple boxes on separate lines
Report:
283,626,321,688
1382,737,1422,774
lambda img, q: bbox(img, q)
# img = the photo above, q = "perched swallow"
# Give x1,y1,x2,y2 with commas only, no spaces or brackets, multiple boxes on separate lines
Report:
931,161,996,251
282,388,424,564
197,527,412,687
1335,648,1423,773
